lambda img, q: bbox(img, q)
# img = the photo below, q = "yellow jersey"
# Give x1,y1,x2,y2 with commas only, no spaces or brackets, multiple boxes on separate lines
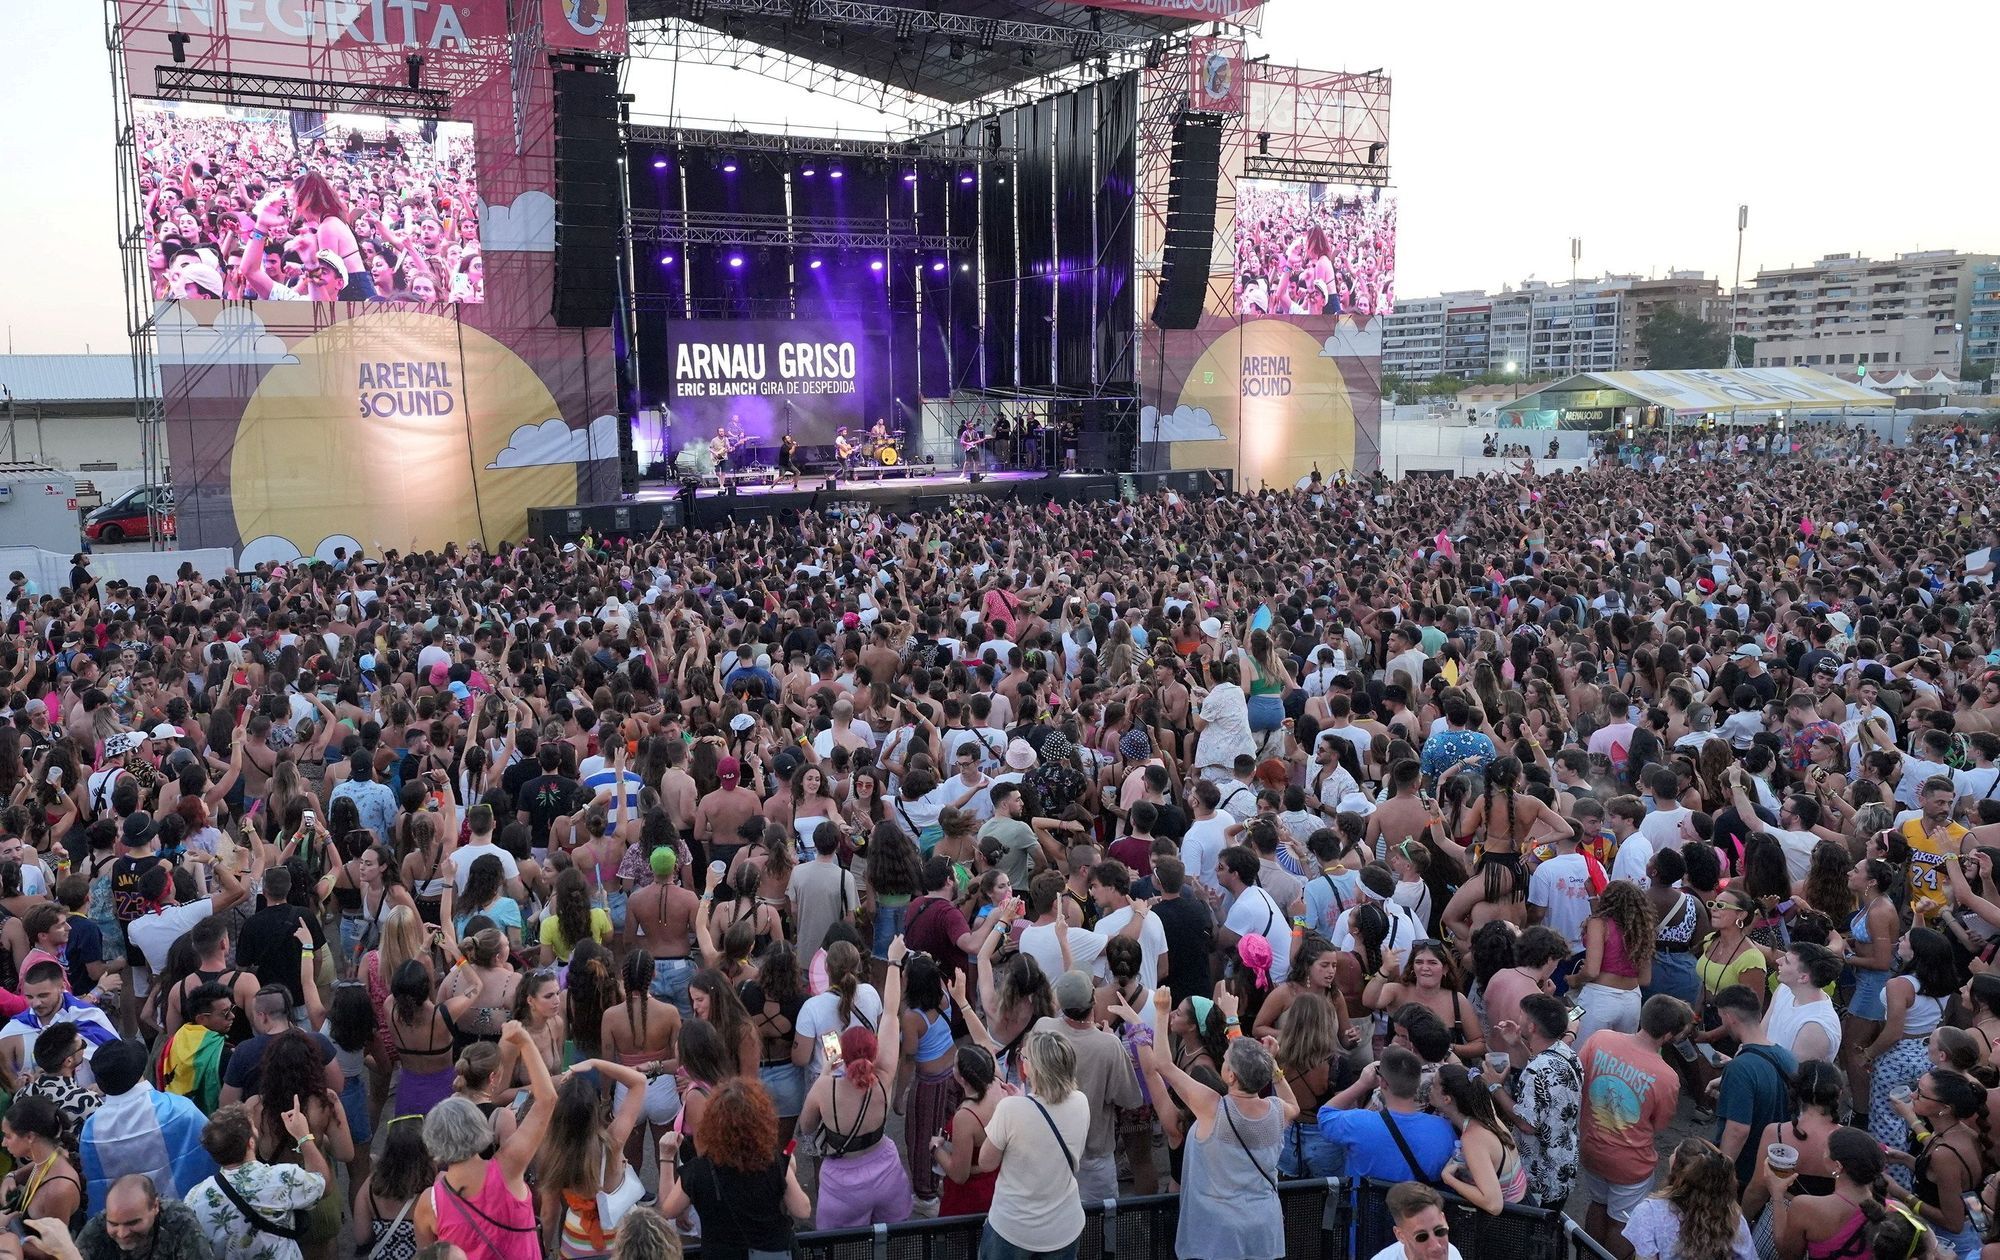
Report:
1899,816,1967,920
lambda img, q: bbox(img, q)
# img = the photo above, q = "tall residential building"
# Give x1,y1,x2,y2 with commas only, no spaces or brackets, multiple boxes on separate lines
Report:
1735,250,1997,373
1969,262,2000,370
1392,272,1726,377
1380,296,1447,377
1619,272,1725,370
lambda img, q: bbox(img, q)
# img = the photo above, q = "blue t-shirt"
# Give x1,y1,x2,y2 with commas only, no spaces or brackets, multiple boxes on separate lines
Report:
1714,1042,1797,1188
64,915,103,995
1317,1104,1457,1183
1301,868,1363,937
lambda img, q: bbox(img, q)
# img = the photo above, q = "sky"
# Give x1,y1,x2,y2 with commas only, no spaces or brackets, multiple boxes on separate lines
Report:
6,0,1996,354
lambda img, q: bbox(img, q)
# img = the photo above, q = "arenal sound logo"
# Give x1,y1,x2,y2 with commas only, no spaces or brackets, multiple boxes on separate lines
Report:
562,0,609,35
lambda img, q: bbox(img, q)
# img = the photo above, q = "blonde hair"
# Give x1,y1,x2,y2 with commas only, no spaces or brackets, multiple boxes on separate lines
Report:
1023,1029,1078,1101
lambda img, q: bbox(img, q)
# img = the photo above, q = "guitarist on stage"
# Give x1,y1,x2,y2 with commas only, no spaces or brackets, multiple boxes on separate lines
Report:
958,418,989,473
833,427,859,478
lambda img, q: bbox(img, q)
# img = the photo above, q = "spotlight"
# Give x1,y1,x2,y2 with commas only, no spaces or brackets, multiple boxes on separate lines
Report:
721,157,738,173
1094,55,1109,78
659,254,676,266
930,260,946,273
959,262,971,272
686,0,706,18
958,172,974,185
727,255,745,269
1018,46,1033,68
1257,131,1270,155
829,167,844,180
904,171,918,183
168,31,191,63
978,21,996,51
949,37,965,61
808,258,823,270
405,54,424,88
801,166,815,177
870,259,885,272
984,121,1002,152
652,155,668,170
789,0,810,23
893,10,915,43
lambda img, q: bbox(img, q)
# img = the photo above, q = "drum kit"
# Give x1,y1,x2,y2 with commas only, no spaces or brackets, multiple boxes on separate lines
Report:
868,437,901,467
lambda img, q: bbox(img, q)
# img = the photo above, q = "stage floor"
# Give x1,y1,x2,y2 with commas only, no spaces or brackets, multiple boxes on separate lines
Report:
632,469,1055,501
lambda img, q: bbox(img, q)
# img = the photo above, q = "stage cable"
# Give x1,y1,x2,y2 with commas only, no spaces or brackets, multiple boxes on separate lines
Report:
453,317,492,546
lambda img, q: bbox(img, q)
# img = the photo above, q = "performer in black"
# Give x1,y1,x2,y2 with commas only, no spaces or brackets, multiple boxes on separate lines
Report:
958,418,988,473
993,414,1014,470
778,432,801,487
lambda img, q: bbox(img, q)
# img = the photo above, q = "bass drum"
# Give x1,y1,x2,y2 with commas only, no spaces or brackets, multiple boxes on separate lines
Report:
875,443,900,466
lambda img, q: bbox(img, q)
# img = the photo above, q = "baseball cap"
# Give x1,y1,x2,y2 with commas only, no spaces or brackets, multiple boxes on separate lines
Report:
150,722,186,739
121,813,158,847
717,756,741,781
1053,970,1095,1016
728,713,756,735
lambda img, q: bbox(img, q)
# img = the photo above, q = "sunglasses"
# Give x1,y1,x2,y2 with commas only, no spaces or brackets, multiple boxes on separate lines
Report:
1406,1226,1450,1244
1706,898,1752,913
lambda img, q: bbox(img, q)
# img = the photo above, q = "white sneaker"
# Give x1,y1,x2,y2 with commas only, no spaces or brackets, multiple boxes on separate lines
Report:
911,1197,940,1219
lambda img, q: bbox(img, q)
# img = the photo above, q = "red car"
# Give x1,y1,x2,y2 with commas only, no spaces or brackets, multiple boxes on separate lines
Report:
82,485,176,544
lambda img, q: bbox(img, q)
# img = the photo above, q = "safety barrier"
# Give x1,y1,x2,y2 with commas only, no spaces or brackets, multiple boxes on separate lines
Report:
683,1175,1610,1259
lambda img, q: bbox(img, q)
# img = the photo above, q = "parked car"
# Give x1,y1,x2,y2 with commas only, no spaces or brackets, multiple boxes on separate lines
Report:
82,484,175,544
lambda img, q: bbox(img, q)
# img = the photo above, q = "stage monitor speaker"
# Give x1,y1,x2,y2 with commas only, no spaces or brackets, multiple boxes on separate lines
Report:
553,66,621,328
1149,113,1224,330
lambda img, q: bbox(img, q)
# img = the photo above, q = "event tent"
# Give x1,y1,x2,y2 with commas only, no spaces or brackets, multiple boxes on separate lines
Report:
1496,366,1892,428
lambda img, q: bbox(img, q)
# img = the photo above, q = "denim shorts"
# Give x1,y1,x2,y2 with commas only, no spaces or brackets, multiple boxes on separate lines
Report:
872,903,908,959
651,957,694,1016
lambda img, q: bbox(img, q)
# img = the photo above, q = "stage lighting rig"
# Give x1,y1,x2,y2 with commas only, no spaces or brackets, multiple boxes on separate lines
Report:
168,31,192,63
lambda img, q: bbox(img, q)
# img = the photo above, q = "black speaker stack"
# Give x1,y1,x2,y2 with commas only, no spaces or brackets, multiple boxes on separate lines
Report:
1149,112,1225,330
552,63,621,328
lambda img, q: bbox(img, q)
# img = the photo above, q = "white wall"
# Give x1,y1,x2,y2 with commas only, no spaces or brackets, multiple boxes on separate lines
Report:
0,545,235,593
4,410,145,473
1376,420,1591,479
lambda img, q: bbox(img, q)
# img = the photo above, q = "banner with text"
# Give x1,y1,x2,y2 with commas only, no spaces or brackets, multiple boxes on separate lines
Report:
663,319,889,448
1048,0,1267,19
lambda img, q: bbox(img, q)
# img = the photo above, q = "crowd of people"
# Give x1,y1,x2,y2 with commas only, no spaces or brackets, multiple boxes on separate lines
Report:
1234,180,1396,318
136,103,483,304
1,429,2000,1260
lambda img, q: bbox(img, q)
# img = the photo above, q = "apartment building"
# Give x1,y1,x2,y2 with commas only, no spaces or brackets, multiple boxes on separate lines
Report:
1969,262,2000,370
1736,250,1996,373
1392,272,1724,377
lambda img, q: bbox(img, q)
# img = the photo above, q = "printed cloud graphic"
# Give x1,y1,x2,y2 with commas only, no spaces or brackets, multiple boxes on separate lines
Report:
154,305,298,367
239,533,367,570
480,191,557,253
1140,404,1225,443
1319,317,1382,359
487,414,622,468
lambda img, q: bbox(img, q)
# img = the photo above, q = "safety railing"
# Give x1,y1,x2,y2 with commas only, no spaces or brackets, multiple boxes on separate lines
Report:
682,1176,1612,1259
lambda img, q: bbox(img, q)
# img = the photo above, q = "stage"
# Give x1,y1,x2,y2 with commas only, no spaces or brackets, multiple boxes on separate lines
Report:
526,467,1230,538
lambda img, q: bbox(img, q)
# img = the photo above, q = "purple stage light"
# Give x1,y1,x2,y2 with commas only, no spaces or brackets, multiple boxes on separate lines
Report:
829,168,844,180
869,259,884,272
652,156,668,169
930,260,946,273
722,161,738,173
959,173,974,185
808,258,824,270
659,254,676,266
801,167,816,177
727,255,745,269
903,171,917,183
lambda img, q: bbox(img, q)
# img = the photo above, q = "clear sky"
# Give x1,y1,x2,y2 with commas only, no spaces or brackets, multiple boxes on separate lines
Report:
6,0,1995,353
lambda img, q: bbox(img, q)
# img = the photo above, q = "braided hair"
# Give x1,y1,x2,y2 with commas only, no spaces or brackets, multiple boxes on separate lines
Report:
1483,755,1522,843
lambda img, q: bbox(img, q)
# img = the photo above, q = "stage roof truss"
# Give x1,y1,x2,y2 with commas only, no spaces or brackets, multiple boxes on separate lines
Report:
631,0,1221,116
629,208,967,251
627,121,1006,162
1242,153,1388,188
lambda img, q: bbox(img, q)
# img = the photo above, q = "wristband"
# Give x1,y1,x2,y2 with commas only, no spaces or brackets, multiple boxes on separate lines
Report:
1224,1026,1243,1040
248,229,266,241
298,1134,316,1144
1224,1017,1240,1027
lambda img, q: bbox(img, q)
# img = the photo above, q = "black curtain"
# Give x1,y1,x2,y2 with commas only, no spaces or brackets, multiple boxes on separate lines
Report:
1016,97,1055,391
982,113,1018,390
1095,72,1138,390
1055,87,1094,390
949,125,983,392
916,161,951,397
682,150,787,319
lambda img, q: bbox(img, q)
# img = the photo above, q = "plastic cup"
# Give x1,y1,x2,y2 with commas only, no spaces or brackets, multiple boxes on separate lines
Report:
1891,1085,1913,1104
1766,1143,1799,1177
1484,1052,1511,1079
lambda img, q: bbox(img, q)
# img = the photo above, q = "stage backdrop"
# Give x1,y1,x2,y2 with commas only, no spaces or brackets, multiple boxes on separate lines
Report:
114,0,620,561
663,319,890,448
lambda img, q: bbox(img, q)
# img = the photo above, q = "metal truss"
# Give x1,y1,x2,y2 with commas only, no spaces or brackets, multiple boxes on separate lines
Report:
1243,154,1388,187
152,65,452,115
668,0,1135,55
629,208,965,251
630,19,1164,134
628,122,1002,162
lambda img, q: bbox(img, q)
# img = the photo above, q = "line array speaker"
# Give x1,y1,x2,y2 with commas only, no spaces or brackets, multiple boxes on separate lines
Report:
553,65,621,327
1149,113,1224,330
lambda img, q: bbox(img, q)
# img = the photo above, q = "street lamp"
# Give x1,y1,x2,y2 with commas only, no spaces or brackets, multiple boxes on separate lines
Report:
1504,360,1521,400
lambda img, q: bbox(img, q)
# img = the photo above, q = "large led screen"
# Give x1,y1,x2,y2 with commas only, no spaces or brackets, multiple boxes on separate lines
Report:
135,100,482,304
1233,179,1396,318
663,319,890,448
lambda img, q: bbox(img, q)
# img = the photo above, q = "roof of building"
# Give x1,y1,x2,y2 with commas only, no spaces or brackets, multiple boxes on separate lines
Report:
1498,367,1892,417
0,355,154,403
